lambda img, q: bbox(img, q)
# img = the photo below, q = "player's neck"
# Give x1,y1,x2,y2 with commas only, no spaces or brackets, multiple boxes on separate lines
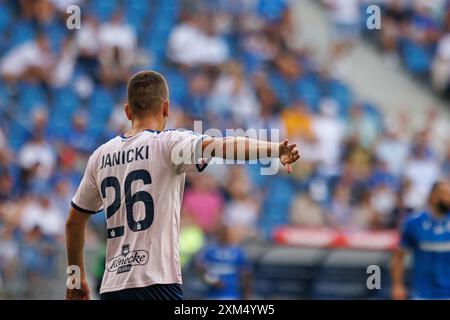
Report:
129,117,165,134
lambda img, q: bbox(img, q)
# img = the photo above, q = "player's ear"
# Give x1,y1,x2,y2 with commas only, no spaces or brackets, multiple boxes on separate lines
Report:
162,100,169,118
124,104,132,121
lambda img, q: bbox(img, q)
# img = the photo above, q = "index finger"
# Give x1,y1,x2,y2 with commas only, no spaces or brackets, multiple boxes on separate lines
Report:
286,163,292,174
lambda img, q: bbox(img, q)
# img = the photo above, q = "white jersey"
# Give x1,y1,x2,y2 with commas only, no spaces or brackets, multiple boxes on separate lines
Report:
71,129,207,294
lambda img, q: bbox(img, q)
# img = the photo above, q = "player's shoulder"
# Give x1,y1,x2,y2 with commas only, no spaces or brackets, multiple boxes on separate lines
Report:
158,128,199,136
156,128,204,141
403,211,428,227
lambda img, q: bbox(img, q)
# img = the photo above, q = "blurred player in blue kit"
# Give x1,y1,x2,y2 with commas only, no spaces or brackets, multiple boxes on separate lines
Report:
196,225,252,300
391,181,450,299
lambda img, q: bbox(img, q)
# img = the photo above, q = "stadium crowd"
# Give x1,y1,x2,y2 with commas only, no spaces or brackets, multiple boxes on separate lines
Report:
0,0,449,298
322,0,450,97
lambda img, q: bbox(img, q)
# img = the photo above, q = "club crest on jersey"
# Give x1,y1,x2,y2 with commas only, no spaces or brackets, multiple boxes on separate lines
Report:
107,245,149,274
122,244,130,256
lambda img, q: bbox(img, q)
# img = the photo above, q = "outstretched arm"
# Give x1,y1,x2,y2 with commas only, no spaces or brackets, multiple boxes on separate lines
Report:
201,137,300,173
66,207,91,300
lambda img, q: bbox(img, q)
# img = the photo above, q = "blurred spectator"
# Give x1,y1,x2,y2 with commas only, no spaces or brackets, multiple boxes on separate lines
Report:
350,189,377,229
281,100,315,140
346,104,380,149
50,0,83,13
402,131,441,208
209,62,260,127
326,183,353,228
21,193,64,238
168,13,229,67
98,12,137,85
50,178,75,219
432,33,450,95
312,99,345,177
443,143,450,180
290,192,326,227
179,214,205,270
182,174,224,234
66,112,97,154
375,127,409,176
184,71,212,119
49,37,77,88
0,33,53,83
342,134,374,182
18,131,56,182
0,224,19,295
323,0,361,73
223,167,260,239
423,109,449,155
380,0,413,66
20,225,57,299
75,15,100,77
370,183,397,228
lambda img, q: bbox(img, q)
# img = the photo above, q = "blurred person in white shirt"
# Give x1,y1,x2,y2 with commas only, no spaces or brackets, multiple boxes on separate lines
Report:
375,127,409,176
402,132,441,209
312,98,345,177
168,13,229,67
50,37,78,88
21,193,64,238
323,0,361,68
18,131,56,181
0,33,54,83
290,192,326,228
431,33,450,95
223,167,260,240
209,62,260,128
98,12,137,84
74,14,100,79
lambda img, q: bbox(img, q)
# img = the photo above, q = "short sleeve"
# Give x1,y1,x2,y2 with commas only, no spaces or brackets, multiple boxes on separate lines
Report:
71,153,102,214
399,217,417,250
164,130,209,174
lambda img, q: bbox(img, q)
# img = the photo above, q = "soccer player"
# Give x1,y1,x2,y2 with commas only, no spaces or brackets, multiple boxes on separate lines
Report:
196,225,252,300
65,71,300,300
391,181,450,300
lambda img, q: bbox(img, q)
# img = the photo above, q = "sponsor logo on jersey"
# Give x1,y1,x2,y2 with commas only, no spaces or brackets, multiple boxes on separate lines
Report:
107,245,149,274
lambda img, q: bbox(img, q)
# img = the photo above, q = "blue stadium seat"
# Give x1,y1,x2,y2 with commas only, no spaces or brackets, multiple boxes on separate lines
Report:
7,120,30,150
163,69,187,105
126,0,151,16
327,80,352,116
9,21,35,47
124,0,151,34
48,113,70,139
0,83,9,113
296,78,321,110
401,40,432,75
44,21,66,54
125,12,146,35
362,102,383,131
89,87,114,118
17,83,47,115
242,52,264,74
87,117,106,139
268,72,291,106
258,0,287,22
89,0,119,22
52,88,79,119
260,177,295,236
0,4,12,34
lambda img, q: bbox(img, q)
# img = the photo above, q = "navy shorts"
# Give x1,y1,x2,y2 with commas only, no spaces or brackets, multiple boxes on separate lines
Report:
100,283,185,300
